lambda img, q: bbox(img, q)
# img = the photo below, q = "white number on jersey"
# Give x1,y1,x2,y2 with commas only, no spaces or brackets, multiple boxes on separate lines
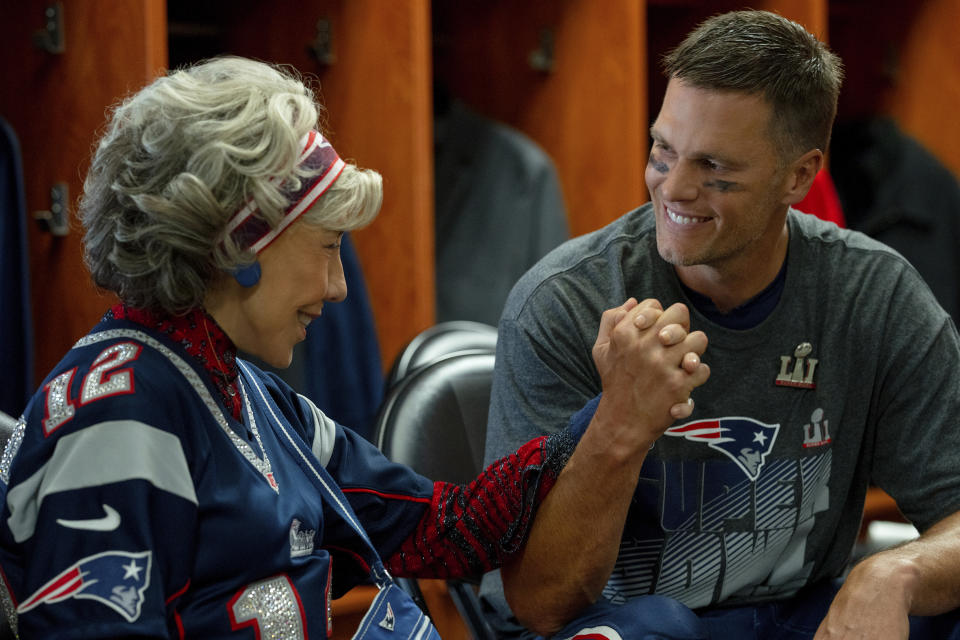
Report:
229,575,307,639
42,342,141,436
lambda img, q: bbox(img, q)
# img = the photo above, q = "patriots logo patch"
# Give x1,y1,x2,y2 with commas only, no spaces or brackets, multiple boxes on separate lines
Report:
18,550,152,622
379,601,396,631
666,417,780,481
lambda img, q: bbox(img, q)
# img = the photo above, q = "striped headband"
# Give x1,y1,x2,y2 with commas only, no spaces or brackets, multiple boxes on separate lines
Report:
224,130,346,255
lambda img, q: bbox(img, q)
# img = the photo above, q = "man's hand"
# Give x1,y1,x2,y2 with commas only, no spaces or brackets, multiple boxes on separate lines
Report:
814,552,914,639
591,298,710,458
814,510,960,639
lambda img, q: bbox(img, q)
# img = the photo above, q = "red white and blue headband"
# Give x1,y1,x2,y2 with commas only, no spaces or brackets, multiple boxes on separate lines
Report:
224,129,345,256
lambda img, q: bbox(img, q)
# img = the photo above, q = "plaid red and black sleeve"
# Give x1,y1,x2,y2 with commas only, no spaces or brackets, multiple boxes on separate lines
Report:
384,428,579,579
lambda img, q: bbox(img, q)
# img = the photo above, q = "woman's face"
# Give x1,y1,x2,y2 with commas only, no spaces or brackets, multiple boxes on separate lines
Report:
209,217,347,368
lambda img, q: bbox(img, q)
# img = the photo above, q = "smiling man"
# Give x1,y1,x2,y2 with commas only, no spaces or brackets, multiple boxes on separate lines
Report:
480,9,960,640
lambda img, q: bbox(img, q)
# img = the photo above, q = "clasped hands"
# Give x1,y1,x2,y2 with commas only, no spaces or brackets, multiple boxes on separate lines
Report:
592,298,710,451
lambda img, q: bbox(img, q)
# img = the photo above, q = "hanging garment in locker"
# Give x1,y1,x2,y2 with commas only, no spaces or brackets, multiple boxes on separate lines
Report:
0,117,34,417
434,100,569,327
831,117,960,323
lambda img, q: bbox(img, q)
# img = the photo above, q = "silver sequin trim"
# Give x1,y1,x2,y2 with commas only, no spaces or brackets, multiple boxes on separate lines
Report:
74,329,279,494
0,583,16,638
0,415,23,636
238,378,277,491
1,416,26,487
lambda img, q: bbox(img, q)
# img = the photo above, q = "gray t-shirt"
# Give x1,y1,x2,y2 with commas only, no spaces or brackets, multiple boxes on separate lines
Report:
481,203,960,631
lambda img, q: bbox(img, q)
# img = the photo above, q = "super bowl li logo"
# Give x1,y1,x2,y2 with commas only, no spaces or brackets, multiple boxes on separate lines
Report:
775,342,817,389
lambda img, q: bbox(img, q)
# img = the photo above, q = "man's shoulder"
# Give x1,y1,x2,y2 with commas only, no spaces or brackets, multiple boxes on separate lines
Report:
789,208,925,280
789,210,946,315
546,203,655,267
502,204,657,320
790,208,905,258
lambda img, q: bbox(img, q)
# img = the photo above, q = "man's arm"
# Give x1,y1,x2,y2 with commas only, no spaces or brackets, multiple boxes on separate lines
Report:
815,509,960,640
503,298,709,636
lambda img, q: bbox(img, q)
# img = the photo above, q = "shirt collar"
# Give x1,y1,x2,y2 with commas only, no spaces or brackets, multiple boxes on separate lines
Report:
108,303,242,419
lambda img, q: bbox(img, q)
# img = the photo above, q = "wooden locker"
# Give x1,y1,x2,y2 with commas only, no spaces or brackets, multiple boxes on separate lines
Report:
0,0,167,385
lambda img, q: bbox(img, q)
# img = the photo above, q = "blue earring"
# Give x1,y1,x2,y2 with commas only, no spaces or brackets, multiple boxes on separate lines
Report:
233,261,261,287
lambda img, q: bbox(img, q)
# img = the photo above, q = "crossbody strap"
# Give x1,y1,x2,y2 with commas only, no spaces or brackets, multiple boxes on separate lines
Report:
238,361,390,586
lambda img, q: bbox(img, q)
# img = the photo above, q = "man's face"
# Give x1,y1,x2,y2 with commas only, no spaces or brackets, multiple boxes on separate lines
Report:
645,78,792,275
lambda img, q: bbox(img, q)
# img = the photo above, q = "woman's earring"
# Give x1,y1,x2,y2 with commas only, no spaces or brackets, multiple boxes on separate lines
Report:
233,261,261,287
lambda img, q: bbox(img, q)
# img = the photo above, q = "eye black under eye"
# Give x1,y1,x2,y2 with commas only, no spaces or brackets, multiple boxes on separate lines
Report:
704,179,737,192
648,153,669,174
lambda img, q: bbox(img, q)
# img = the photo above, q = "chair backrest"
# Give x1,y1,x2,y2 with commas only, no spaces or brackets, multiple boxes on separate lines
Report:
387,321,497,390
376,351,494,485
374,351,499,639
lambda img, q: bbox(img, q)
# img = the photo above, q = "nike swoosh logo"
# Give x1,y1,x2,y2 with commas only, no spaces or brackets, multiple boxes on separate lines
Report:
56,504,121,531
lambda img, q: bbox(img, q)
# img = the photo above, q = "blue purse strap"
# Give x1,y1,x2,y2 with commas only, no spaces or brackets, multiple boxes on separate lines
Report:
240,363,442,640
239,362,391,585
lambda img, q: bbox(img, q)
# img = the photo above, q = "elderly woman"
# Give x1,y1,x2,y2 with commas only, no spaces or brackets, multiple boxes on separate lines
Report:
0,57,707,639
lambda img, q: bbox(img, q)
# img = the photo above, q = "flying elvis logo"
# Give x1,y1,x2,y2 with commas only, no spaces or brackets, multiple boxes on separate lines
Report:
18,550,152,622
665,417,780,481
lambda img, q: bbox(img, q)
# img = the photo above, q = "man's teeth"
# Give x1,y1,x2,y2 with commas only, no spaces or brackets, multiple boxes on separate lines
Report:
667,209,701,225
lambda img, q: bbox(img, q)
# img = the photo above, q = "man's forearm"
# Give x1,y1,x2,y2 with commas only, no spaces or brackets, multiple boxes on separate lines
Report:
500,299,709,637
501,410,653,636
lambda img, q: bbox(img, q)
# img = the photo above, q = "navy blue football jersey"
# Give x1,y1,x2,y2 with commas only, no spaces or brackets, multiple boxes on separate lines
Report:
0,317,434,639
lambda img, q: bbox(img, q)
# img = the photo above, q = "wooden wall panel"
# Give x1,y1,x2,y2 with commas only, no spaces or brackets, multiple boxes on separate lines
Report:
886,0,960,177
0,0,167,386
435,0,647,238
316,1,435,366
538,1,648,236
